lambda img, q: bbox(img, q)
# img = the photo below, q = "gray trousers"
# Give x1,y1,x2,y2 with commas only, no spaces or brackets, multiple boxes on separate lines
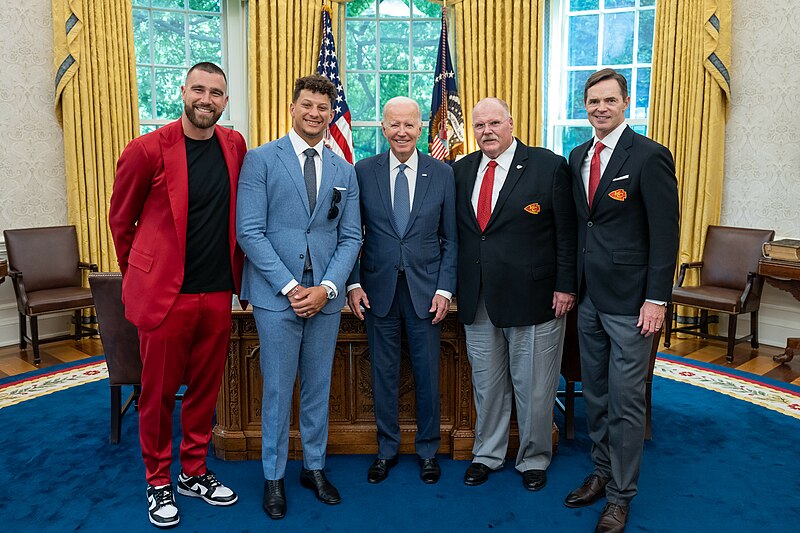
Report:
577,294,652,505
464,293,565,472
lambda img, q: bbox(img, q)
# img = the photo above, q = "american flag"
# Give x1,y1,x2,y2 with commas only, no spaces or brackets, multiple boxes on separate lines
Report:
317,5,354,164
428,7,464,163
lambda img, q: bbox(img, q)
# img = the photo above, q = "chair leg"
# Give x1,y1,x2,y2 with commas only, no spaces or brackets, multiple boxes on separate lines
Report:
19,313,27,349
30,316,40,365
750,310,759,348
73,310,82,341
110,385,122,444
565,381,576,440
663,303,673,348
700,310,709,334
726,315,737,363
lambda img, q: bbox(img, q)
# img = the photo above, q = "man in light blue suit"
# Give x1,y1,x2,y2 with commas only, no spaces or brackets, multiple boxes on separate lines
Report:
236,75,361,520
346,97,457,485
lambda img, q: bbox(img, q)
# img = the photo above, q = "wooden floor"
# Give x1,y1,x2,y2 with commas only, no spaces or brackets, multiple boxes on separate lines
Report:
1,333,799,386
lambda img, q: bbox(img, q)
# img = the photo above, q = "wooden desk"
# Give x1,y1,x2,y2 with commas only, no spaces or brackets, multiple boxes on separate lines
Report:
757,258,800,362
212,306,558,460
0,259,6,284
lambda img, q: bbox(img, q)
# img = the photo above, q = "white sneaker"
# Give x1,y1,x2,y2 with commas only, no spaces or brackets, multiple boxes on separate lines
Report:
146,484,180,528
177,469,238,506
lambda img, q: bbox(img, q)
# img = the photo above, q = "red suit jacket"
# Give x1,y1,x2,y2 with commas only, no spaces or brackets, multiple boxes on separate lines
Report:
109,119,247,330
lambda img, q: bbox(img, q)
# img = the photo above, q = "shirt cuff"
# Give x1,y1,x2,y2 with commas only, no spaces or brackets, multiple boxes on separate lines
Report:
346,283,362,294
645,298,667,306
281,280,299,296
321,280,338,298
435,289,452,301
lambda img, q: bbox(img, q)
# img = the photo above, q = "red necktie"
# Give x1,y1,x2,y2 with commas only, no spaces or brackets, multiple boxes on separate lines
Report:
588,141,605,208
476,160,498,231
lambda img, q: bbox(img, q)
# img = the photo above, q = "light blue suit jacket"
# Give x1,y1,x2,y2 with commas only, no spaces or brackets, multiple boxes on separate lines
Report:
236,134,361,314
347,150,457,319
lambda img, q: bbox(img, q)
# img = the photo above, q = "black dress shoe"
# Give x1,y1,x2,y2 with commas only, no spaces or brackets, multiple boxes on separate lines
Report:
595,502,629,533
418,457,441,484
262,479,286,519
299,469,341,505
522,469,547,491
367,456,399,484
565,473,610,508
464,462,492,486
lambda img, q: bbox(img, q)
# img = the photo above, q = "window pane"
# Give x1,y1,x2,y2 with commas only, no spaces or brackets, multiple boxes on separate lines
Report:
631,124,647,136
635,67,651,118
379,0,411,18
640,0,656,6
417,126,428,153
380,22,410,70
133,8,151,64
569,0,599,11
412,1,440,18
561,126,594,158
353,126,379,162
189,14,222,64
569,15,599,66
152,0,184,8
189,0,220,12
347,21,377,70
637,8,655,63
604,0,635,8
152,11,186,66
137,68,153,119
616,67,632,118
140,124,158,135
411,72,433,120
602,12,635,64
154,67,185,119
347,0,376,17
347,72,378,121
412,21,438,70
133,0,150,6
380,73,409,112
567,70,592,119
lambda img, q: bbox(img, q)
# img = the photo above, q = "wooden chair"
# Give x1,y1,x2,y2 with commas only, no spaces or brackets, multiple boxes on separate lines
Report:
664,225,775,363
557,309,661,440
3,225,98,365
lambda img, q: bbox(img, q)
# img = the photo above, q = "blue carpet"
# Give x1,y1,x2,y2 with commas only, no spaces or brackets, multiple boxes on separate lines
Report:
1,361,799,532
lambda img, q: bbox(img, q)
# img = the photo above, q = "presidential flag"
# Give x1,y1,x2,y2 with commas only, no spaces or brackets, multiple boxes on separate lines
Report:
428,8,464,163
317,5,354,163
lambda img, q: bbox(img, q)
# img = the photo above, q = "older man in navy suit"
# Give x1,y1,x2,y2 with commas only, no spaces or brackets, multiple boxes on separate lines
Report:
347,97,457,485
236,75,361,520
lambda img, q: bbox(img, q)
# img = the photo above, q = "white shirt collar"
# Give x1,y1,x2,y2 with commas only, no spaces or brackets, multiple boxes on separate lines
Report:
389,149,418,173
288,128,324,158
593,121,628,151
479,138,518,172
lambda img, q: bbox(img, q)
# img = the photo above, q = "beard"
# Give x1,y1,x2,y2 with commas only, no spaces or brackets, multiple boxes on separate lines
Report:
184,102,223,130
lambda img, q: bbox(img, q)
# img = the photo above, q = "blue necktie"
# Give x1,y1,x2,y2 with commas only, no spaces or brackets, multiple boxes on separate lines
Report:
303,148,317,213
393,163,410,235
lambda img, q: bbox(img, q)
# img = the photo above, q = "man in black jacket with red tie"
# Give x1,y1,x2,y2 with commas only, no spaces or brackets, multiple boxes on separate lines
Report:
564,69,680,533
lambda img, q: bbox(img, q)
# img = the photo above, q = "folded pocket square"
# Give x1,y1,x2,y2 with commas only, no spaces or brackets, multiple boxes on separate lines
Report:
334,186,347,191
612,174,630,181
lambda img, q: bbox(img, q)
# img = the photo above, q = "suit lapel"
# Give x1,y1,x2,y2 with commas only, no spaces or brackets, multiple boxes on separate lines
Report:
486,140,527,230
215,125,239,254
316,148,337,220
406,150,431,236
161,120,189,259
572,139,592,215
275,136,311,216
464,151,482,232
373,152,398,234
592,126,632,211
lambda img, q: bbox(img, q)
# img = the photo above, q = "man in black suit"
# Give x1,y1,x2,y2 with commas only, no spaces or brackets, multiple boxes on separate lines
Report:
453,97,577,491
564,69,679,533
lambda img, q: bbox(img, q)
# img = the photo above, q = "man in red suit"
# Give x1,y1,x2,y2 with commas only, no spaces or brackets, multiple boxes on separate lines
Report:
109,62,246,529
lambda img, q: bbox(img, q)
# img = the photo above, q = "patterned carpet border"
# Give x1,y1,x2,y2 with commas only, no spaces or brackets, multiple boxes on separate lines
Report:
1,356,799,419
0,360,108,410
654,357,800,420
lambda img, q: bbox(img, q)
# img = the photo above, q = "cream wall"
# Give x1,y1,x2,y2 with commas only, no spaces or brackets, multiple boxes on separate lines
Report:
0,0,799,347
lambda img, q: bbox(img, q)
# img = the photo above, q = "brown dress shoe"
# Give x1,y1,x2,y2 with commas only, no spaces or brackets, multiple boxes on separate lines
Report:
564,473,610,508
595,502,629,533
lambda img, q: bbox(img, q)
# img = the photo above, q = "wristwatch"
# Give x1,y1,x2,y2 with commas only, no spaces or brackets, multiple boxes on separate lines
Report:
324,285,336,300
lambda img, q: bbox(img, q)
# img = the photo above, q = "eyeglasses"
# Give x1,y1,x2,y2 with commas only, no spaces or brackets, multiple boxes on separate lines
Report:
327,188,342,219
472,119,507,132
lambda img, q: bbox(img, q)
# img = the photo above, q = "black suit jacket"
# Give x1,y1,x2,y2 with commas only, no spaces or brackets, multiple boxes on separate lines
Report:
569,125,680,315
454,139,577,327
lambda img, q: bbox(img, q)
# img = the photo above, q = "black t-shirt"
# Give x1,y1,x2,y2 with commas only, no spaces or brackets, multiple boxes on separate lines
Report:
180,134,234,294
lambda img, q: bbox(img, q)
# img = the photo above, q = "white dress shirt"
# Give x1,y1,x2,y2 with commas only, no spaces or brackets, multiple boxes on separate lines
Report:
470,139,518,214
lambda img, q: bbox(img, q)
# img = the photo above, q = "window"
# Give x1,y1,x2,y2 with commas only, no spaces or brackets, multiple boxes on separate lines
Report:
344,0,442,161
546,0,656,157
132,0,246,136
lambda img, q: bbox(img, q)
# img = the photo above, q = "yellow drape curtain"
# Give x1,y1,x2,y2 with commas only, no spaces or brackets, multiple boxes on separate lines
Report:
452,0,545,151
53,0,139,273
648,0,731,326
249,0,334,147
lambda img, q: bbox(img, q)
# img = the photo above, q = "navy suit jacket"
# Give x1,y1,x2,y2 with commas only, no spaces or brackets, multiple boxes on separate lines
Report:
348,150,457,319
569,125,680,315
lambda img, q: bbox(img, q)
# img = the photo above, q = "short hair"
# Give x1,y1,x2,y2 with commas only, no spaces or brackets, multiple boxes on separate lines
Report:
472,97,511,120
293,74,337,105
583,68,628,102
382,96,421,124
187,62,227,85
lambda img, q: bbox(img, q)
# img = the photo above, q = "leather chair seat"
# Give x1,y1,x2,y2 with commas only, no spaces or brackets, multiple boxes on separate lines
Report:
671,286,742,313
26,287,95,314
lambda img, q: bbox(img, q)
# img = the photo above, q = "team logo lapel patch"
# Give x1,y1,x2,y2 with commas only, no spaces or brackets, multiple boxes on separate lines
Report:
608,189,627,201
